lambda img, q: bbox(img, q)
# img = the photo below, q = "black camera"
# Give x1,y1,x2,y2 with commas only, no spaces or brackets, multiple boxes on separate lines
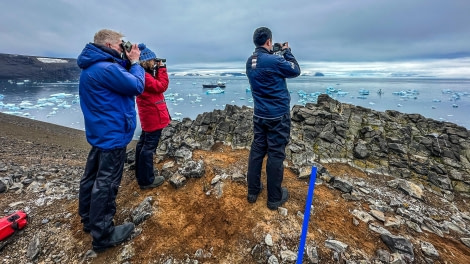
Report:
121,41,132,52
272,42,287,53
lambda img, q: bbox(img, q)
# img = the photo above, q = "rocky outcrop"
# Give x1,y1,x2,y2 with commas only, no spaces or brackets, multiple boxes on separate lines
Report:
158,94,470,196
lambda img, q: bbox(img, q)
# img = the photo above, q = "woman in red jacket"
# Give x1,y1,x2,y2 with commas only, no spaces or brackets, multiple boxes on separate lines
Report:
135,43,171,189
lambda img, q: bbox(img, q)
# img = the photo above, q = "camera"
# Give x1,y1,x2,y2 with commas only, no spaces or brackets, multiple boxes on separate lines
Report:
121,41,132,52
272,42,287,53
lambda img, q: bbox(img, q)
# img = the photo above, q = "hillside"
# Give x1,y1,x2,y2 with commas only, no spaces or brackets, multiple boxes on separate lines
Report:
1,94,470,263
0,53,80,81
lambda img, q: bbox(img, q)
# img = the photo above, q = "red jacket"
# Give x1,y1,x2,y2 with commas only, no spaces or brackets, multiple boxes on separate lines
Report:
136,67,171,132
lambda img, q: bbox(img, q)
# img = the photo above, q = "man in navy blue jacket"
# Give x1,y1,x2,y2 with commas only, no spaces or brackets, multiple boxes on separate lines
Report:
77,29,144,252
246,26,301,210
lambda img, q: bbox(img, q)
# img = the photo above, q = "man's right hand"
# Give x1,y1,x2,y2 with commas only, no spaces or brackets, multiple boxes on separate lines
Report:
126,44,141,62
282,42,290,50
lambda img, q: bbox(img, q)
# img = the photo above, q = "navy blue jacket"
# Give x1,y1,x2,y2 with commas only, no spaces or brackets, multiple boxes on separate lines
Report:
246,47,300,118
77,43,145,150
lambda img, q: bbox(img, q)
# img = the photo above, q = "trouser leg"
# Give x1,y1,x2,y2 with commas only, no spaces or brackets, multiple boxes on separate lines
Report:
135,130,162,186
135,132,145,175
266,113,291,203
247,116,267,195
89,148,126,243
78,147,100,228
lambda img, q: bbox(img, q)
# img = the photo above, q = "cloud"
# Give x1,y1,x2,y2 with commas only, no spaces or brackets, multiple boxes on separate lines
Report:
1,0,469,71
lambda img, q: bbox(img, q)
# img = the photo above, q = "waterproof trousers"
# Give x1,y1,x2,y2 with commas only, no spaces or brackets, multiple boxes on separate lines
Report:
247,113,291,203
135,130,162,186
78,146,126,243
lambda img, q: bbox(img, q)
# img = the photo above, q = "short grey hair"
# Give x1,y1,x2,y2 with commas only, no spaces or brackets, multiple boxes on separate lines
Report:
93,29,124,45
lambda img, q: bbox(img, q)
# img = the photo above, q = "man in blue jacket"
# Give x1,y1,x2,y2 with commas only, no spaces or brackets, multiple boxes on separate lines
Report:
246,27,301,210
77,29,144,252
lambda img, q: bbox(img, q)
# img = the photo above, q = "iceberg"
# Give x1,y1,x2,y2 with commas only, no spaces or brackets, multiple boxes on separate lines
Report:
358,89,369,95
205,87,225,94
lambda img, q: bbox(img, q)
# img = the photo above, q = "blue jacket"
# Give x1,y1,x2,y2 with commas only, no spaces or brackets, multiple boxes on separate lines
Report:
246,47,300,119
77,43,144,150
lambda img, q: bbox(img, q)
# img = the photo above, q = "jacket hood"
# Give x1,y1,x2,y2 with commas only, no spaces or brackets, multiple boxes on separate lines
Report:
77,43,124,69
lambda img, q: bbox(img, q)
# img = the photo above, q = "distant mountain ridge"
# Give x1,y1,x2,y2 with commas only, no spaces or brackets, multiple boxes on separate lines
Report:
0,53,80,81
0,53,326,81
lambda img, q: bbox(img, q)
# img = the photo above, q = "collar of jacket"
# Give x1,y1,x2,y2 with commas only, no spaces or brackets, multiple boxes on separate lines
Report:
93,43,123,60
93,43,128,68
255,47,273,55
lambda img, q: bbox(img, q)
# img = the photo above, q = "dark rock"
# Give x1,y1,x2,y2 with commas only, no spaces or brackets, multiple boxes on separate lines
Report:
353,141,369,159
26,235,41,260
0,180,6,193
178,160,205,178
169,173,187,189
132,197,153,226
332,178,353,193
380,233,414,262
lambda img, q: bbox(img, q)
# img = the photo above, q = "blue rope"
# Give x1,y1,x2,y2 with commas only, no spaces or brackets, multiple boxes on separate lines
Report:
296,166,317,264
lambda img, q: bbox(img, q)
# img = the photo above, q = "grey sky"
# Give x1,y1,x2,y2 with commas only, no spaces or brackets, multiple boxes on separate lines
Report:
1,1,469,68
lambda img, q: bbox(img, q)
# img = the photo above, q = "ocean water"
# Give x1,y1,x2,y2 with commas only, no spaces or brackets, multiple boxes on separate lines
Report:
1,77,469,136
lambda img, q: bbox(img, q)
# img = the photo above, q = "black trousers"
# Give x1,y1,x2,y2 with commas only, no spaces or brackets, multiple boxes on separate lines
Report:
78,146,126,243
135,130,162,186
247,113,291,203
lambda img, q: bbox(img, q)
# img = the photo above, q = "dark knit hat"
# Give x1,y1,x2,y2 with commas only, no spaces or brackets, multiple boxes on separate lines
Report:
138,43,156,61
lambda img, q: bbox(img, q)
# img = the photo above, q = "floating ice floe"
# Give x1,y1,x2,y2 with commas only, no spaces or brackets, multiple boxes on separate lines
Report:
358,89,369,95
392,90,418,100
296,90,321,105
19,101,35,109
326,86,338,95
205,87,225,94
50,93,74,98
442,89,453,94
3,111,23,116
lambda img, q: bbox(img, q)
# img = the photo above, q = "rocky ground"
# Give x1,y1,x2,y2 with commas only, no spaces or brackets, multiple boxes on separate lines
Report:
0,112,470,264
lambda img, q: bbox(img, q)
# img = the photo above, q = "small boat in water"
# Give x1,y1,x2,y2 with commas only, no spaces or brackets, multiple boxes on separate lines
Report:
202,80,226,88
